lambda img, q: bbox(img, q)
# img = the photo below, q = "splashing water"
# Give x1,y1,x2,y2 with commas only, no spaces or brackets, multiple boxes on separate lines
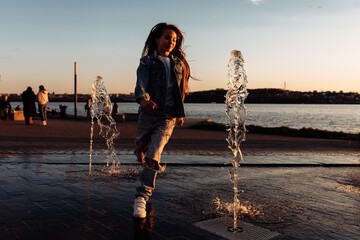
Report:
214,197,261,219
89,76,120,175
225,50,249,231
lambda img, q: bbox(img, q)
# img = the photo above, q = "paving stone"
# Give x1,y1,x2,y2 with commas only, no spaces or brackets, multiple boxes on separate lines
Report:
0,154,360,239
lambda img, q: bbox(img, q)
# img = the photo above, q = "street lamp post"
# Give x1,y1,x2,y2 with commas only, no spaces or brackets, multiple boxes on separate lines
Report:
74,62,78,118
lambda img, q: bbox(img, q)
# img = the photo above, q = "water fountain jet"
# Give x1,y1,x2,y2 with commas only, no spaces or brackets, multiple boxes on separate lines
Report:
225,50,249,232
193,51,280,240
89,76,120,176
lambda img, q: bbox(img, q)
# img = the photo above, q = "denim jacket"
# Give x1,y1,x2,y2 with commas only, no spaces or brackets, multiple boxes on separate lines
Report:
135,51,185,117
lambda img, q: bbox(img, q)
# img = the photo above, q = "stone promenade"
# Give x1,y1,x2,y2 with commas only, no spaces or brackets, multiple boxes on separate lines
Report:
0,152,359,240
0,120,359,239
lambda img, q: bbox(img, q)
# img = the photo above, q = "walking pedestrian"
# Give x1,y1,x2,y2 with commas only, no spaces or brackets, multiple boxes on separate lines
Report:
37,85,49,125
22,87,37,125
84,98,92,120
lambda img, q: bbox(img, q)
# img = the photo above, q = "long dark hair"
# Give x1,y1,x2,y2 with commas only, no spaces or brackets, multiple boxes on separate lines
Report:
39,85,46,91
142,23,190,98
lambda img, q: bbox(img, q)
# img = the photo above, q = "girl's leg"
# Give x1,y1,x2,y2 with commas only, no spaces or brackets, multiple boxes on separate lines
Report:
136,117,176,200
133,113,176,218
134,111,153,165
136,159,158,201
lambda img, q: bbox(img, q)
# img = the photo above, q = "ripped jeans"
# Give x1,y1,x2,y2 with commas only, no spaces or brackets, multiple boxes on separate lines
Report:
134,110,176,201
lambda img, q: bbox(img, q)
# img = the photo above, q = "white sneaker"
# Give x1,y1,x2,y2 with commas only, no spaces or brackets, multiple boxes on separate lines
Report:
133,197,146,218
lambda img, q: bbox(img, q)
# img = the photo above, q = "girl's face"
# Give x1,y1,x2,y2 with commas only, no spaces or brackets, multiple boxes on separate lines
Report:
156,28,177,57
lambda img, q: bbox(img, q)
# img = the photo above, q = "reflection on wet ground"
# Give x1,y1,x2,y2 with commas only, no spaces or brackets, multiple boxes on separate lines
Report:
0,153,359,239
133,202,155,240
1,152,359,165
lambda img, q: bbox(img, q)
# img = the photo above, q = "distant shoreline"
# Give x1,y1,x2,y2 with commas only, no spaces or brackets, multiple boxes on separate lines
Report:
5,88,360,104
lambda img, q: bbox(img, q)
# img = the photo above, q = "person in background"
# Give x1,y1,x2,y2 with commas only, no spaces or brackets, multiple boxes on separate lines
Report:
112,101,119,116
59,104,67,119
0,95,12,120
84,98,92,120
132,23,190,218
37,85,49,125
15,105,21,111
22,87,37,125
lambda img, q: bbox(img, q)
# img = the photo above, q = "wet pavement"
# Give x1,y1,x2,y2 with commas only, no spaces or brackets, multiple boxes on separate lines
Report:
0,153,359,240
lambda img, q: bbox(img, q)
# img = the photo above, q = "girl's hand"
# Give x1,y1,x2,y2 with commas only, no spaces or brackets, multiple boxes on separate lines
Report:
176,117,184,127
140,99,158,111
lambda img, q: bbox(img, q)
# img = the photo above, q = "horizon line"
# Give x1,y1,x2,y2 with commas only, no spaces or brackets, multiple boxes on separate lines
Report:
1,88,359,96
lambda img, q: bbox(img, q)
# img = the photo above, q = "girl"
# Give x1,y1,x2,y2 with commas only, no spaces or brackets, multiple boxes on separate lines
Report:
133,23,191,218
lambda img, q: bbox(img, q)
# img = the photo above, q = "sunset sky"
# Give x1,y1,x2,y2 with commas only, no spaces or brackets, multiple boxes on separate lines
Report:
1,0,359,94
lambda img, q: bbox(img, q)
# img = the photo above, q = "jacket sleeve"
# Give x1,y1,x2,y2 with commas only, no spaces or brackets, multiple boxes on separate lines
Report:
135,56,151,103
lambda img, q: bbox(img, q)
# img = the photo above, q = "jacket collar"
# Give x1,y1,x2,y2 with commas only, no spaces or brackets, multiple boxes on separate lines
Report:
149,51,177,62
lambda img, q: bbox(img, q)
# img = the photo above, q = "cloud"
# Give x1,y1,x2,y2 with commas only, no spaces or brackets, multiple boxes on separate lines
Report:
308,5,324,9
249,0,263,5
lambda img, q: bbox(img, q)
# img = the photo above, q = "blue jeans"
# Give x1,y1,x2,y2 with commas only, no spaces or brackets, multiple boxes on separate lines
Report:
38,104,47,121
134,111,176,201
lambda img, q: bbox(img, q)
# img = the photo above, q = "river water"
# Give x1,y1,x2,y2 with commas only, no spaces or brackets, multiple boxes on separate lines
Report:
12,102,360,134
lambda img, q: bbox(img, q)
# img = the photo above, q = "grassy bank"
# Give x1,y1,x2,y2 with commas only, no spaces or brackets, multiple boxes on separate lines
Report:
190,121,360,141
